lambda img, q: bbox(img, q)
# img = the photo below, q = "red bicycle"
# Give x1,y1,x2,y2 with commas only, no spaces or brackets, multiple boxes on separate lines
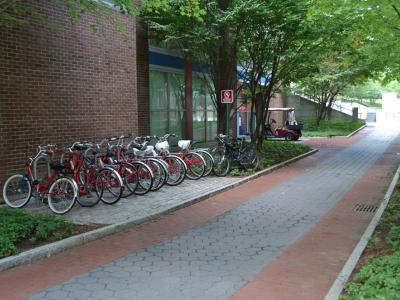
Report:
2,145,78,214
61,142,124,206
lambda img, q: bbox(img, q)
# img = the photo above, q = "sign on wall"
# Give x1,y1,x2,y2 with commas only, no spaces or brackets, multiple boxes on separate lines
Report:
221,90,234,104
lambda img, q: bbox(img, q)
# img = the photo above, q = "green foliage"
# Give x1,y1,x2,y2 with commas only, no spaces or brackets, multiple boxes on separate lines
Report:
301,119,365,137
260,141,311,168
0,208,74,258
229,166,254,177
228,140,310,176
340,251,400,300
368,236,381,249
387,226,400,251
235,0,311,144
341,181,400,300
0,0,136,30
353,1,400,82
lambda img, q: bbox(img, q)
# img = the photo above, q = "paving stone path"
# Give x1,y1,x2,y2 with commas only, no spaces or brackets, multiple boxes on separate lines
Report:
29,127,398,300
25,176,241,225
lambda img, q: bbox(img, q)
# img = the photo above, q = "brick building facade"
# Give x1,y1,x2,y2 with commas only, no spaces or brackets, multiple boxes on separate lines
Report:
0,1,148,184
0,1,287,189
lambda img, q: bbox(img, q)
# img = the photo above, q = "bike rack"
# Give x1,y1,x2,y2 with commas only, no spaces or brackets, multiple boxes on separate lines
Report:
33,154,51,181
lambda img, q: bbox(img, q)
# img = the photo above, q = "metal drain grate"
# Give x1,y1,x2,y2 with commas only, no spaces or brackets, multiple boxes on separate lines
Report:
353,204,378,213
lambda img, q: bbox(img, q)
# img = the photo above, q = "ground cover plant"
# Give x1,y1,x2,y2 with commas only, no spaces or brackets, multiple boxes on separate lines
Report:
301,119,365,137
340,185,400,300
0,208,75,258
230,140,311,176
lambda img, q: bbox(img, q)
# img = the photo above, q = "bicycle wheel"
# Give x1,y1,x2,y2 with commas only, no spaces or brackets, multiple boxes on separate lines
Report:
132,161,154,195
96,167,123,205
118,162,138,198
211,148,231,177
183,152,206,180
74,166,101,207
196,150,214,177
47,177,77,214
240,144,260,171
164,155,186,186
2,174,32,208
145,158,167,191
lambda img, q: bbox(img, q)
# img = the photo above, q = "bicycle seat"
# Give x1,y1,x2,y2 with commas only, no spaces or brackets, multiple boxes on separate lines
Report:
178,140,191,150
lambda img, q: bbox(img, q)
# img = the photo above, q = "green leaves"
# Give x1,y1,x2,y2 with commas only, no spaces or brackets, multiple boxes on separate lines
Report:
341,252,400,300
0,0,137,30
0,208,74,258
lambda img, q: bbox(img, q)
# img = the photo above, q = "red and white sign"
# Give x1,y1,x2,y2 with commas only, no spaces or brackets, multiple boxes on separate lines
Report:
221,90,234,104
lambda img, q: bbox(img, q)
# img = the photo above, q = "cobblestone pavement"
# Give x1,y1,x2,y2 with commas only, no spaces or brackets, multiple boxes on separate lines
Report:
29,127,398,300
25,176,241,225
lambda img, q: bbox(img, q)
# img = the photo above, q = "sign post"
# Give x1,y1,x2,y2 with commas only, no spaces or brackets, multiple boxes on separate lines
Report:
221,90,233,135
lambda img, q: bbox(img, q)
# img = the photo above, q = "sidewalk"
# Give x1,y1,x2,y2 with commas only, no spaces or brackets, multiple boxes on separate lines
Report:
1,125,399,300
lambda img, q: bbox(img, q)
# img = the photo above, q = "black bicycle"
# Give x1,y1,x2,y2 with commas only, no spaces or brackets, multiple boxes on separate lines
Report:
210,134,260,177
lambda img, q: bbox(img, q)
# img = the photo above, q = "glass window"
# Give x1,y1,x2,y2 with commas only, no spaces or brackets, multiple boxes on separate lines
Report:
150,71,168,110
169,111,184,137
192,76,217,142
150,69,217,141
207,110,218,141
193,110,206,141
193,78,206,111
169,73,184,111
150,111,168,136
149,69,185,138
206,91,215,111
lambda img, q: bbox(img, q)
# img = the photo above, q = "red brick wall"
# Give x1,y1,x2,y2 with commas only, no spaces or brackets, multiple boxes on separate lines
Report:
0,1,147,187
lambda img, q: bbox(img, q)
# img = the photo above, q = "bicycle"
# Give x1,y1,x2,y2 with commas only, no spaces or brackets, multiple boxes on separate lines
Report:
99,136,155,196
62,142,124,206
155,134,206,180
210,134,260,177
2,145,78,214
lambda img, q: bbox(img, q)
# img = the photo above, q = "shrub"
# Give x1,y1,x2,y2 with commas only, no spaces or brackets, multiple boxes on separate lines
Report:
0,208,74,258
340,252,400,300
300,119,365,137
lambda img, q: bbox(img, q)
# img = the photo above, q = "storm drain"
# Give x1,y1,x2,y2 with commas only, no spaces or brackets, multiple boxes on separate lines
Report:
353,204,378,213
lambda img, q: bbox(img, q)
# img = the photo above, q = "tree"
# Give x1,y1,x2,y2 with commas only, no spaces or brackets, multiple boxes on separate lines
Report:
141,0,241,134
234,0,311,146
340,80,382,103
291,0,377,124
0,0,136,30
353,0,400,81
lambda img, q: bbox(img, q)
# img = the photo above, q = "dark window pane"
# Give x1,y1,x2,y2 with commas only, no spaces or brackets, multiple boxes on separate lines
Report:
150,70,168,110
193,110,206,142
207,110,218,141
169,73,184,110
193,78,206,111
169,110,184,137
150,111,168,136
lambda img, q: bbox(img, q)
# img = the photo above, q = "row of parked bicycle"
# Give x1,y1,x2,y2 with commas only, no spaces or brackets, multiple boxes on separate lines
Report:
2,134,260,215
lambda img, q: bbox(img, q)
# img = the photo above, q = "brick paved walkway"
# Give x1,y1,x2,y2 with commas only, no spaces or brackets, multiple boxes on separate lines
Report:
1,125,399,300
24,175,240,225
18,125,398,300
66,176,240,225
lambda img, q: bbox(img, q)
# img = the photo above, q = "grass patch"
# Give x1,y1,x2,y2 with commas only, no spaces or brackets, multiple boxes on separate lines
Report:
301,119,365,137
230,141,312,176
340,186,400,299
0,208,75,258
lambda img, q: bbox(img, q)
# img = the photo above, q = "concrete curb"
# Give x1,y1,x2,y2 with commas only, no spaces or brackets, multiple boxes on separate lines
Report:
324,164,400,300
346,124,367,138
0,149,318,272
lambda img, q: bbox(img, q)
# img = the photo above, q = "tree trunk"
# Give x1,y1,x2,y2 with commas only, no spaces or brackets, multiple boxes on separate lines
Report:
212,0,237,135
